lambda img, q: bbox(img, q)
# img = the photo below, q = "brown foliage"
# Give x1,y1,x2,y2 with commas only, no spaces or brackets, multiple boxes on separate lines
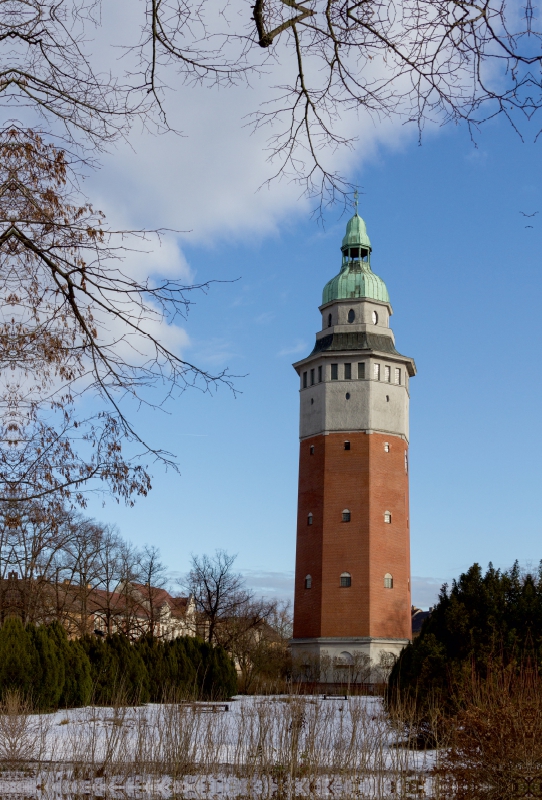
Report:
437,659,542,800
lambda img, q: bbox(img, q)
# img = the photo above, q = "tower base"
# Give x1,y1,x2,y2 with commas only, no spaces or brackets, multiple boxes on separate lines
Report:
290,637,409,684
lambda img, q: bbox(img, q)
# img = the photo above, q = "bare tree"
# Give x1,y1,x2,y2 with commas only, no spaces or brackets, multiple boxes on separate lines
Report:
0,0,539,201
187,550,275,649
187,550,247,644
135,544,169,640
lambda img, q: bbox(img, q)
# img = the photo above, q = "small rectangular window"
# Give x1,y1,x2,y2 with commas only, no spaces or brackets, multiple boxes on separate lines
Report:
373,364,380,381
344,441,350,451
344,363,352,380
395,368,401,385
358,362,365,379
384,365,391,383
331,364,338,380
318,365,323,383
310,368,315,386
303,372,307,388
310,445,314,455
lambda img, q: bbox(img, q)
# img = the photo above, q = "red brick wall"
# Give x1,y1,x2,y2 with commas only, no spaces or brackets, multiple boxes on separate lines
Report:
293,432,411,641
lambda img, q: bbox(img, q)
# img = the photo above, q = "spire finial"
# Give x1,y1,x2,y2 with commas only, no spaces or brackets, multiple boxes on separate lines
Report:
353,189,359,215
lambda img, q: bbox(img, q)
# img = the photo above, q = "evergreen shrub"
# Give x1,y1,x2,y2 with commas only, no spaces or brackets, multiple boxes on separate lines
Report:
0,621,236,709
388,561,542,715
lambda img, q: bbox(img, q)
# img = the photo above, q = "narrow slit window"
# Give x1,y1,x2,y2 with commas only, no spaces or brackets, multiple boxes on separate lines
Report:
303,372,307,389
358,362,365,379
340,572,352,588
384,573,393,589
310,368,315,386
373,364,380,381
307,513,313,526
384,511,392,524
344,363,352,380
405,451,408,473
318,365,323,383
384,442,390,452
395,368,401,385
331,364,338,380
344,441,350,451
310,445,314,455
342,509,351,522
384,365,391,383
305,575,312,589
328,313,332,327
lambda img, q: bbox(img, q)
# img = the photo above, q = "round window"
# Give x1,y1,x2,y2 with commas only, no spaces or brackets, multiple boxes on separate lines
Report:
372,310,378,325
347,309,355,323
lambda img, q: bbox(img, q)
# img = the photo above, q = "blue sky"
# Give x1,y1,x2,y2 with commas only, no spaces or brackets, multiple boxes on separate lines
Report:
82,95,542,609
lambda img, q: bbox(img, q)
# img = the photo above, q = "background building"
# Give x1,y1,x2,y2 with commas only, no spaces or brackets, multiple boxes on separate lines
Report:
291,208,416,681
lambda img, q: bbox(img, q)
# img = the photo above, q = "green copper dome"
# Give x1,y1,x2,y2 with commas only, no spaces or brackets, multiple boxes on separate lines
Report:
322,212,390,305
342,214,371,250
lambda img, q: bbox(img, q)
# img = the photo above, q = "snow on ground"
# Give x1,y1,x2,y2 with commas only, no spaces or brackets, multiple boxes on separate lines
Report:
0,695,438,798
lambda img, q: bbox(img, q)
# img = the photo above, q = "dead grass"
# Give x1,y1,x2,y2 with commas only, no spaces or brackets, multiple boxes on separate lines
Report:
0,691,439,797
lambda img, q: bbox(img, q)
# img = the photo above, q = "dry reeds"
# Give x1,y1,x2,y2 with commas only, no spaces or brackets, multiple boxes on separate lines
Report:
0,692,436,797
436,659,542,800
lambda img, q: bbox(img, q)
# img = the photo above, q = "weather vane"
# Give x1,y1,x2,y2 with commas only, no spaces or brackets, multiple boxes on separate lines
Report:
353,189,359,215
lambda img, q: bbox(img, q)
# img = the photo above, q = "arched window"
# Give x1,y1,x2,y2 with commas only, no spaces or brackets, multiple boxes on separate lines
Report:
384,573,393,589
384,511,392,524
305,574,312,589
342,509,351,522
372,310,378,325
340,572,352,587
307,512,313,526
384,442,390,452
328,313,332,327
347,308,355,323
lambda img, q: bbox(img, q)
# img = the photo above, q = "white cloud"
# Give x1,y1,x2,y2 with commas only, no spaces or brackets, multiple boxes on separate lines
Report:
80,0,420,261
277,340,308,357
411,576,446,610
241,569,295,601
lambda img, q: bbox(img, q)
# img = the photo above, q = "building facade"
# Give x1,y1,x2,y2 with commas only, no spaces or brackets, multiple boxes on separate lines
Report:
290,209,416,678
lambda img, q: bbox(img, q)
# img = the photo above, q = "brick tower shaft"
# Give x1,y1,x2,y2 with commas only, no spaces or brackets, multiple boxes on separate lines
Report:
290,209,416,680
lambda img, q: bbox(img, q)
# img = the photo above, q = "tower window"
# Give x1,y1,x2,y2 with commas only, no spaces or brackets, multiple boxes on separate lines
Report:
384,511,392,524
345,392,350,400
307,512,313,526
384,442,390,452
340,572,352,588
328,313,332,328
358,362,365,379
344,363,352,380
342,509,351,522
344,441,350,451
373,364,380,381
318,365,323,383
331,364,338,380
347,309,355,323
384,365,391,383
310,368,315,386
310,445,314,455
303,372,307,389
405,451,408,473
384,573,393,589
372,310,378,325
395,368,401,385
305,575,312,589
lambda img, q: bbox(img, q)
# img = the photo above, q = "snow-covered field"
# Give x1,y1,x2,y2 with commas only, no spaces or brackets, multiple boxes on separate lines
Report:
0,695,437,798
